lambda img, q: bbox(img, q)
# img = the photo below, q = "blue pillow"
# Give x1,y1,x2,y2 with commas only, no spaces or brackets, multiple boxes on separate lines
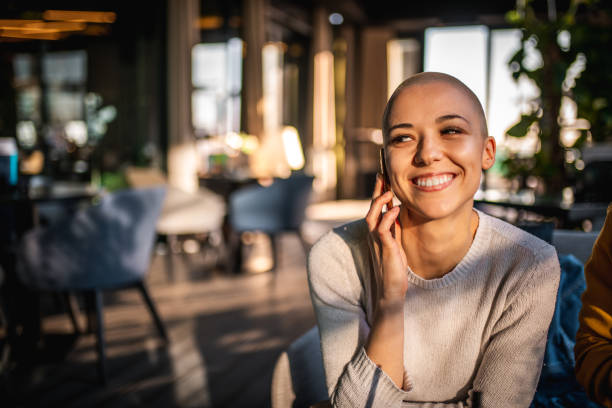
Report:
531,255,604,407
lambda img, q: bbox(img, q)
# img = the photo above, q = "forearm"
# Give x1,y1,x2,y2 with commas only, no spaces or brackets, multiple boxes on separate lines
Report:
575,334,612,406
365,298,405,389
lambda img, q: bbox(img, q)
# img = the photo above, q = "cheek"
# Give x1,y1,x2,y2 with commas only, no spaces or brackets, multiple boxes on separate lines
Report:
386,153,405,176
451,140,485,169
386,156,410,196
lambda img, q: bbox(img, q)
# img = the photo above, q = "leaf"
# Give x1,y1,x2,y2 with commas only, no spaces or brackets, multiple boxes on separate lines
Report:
506,114,539,137
505,10,523,24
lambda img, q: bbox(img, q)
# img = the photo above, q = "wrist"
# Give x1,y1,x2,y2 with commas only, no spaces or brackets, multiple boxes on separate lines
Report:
376,297,404,315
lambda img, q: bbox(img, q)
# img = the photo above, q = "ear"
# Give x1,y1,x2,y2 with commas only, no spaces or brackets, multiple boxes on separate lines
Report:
481,136,496,171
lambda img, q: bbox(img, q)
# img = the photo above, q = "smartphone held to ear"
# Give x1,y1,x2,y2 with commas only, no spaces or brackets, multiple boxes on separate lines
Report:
379,148,400,227
379,148,391,192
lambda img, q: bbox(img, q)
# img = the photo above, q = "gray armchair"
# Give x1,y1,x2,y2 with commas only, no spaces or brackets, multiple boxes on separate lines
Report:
227,174,314,273
271,229,601,408
271,326,328,408
17,187,168,384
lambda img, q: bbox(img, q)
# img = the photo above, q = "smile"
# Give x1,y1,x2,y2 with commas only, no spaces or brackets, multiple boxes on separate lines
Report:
412,173,455,191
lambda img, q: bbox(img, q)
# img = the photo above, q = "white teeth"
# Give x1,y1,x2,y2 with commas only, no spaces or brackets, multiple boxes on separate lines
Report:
415,174,452,187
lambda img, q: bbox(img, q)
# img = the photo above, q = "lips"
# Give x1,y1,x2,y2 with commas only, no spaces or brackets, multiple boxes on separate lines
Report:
412,173,456,191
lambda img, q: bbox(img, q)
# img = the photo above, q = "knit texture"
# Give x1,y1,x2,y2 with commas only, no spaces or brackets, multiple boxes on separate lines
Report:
575,204,612,407
307,210,560,407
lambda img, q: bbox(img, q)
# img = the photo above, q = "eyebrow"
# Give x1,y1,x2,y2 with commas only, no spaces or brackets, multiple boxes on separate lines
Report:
435,114,470,125
387,123,413,132
388,114,470,133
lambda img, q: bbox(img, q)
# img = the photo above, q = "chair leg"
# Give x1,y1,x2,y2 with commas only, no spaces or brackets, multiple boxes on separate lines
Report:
159,234,175,282
226,230,243,274
63,292,81,334
87,290,107,385
137,282,168,343
268,233,278,272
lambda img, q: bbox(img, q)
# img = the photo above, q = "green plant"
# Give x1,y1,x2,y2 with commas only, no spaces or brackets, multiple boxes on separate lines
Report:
504,0,611,194
570,2,612,145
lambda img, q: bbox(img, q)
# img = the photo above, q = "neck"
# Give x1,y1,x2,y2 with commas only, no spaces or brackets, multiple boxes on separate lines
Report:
399,205,479,280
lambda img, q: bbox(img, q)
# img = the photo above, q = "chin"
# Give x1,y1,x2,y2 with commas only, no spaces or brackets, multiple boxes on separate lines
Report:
404,198,474,222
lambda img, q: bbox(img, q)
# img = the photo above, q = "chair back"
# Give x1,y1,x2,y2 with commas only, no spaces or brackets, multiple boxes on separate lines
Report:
271,326,328,408
552,229,599,264
229,174,313,233
18,187,166,291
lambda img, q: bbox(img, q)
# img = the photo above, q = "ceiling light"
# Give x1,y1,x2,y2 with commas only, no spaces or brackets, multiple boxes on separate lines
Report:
43,10,116,23
328,13,344,25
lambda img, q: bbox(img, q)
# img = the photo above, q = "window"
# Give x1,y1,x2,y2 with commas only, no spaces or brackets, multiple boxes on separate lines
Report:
191,38,243,136
387,38,420,99
423,26,539,152
14,50,88,149
488,29,539,148
424,26,488,108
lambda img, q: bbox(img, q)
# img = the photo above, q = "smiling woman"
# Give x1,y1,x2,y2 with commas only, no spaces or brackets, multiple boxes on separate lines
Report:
307,72,561,407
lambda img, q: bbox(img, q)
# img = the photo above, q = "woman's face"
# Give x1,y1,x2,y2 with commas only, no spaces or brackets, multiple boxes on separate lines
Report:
385,81,495,222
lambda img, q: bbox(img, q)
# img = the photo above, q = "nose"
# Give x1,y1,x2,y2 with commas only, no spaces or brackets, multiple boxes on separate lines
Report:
413,134,443,166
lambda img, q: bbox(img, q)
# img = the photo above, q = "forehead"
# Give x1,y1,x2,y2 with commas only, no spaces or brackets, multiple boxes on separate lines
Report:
388,80,482,125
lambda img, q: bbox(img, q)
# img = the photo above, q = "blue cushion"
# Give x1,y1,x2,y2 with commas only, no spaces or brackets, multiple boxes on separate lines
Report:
531,255,604,407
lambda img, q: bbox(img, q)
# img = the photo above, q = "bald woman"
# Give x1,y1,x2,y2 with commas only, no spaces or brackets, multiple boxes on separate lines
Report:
308,72,560,407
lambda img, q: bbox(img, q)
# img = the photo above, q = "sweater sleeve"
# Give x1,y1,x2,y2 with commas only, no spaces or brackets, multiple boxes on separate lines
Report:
471,244,560,407
308,230,412,407
308,230,470,407
575,204,612,407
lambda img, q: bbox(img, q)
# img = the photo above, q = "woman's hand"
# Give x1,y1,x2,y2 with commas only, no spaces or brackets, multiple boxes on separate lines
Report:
364,174,409,389
366,174,409,304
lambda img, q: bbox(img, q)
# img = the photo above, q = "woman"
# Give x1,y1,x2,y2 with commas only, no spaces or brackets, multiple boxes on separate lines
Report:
308,72,560,407
575,203,612,407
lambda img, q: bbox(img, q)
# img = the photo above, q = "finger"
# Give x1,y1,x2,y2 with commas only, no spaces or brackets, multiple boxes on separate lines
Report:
386,189,394,211
393,207,403,246
367,233,382,269
380,174,394,212
372,173,383,200
376,206,400,246
365,191,394,231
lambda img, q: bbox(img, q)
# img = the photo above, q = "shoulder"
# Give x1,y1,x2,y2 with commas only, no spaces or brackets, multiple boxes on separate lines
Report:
480,212,560,305
480,210,557,264
592,203,612,250
308,219,369,266
478,211,560,294
307,219,370,302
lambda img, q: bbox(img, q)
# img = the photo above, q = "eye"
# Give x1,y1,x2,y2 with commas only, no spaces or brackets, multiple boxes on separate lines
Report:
441,127,463,135
389,134,415,145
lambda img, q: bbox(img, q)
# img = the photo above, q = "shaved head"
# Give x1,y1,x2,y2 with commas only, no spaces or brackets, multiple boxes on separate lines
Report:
382,72,488,140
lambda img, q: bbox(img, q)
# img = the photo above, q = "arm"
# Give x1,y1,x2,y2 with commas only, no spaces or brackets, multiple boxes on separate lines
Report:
469,245,560,407
309,230,402,407
575,205,612,407
363,176,408,389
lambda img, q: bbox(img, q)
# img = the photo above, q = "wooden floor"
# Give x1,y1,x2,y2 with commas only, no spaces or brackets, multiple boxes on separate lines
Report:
3,232,320,408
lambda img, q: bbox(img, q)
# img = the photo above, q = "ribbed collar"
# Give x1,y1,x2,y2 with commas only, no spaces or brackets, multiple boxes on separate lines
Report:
404,209,491,290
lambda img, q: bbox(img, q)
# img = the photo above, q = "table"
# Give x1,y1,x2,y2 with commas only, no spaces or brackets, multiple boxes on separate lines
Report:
475,198,609,230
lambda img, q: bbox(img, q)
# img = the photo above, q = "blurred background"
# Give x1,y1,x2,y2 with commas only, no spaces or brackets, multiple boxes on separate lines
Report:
0,0,611,407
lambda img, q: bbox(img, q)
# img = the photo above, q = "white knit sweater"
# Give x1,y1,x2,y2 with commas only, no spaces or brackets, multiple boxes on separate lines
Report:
307,210,560,407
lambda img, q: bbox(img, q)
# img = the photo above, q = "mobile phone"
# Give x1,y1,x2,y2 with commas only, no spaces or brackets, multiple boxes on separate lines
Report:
379,148,398,223
379,148,391,192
